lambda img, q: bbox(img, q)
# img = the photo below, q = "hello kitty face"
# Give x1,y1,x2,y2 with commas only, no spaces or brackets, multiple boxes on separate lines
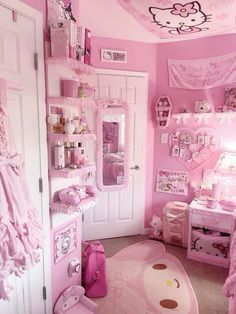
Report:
149,1,211,35
61,236,71,254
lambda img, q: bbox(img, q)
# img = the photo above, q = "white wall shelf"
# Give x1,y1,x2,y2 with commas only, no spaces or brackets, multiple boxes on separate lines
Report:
171,112,236,125
50,196,97,215
47,96,96,108
48,132,96,142
49,164,96,178
46,57,95,75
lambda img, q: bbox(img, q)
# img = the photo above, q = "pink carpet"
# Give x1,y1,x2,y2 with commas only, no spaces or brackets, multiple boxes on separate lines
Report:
94,240,199,314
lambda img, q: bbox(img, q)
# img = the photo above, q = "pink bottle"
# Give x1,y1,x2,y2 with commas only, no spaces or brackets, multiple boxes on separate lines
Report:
54,141,65,170
212,183,222,200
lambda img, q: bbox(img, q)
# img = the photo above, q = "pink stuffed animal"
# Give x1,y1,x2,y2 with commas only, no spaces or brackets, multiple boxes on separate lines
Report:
149,214,163,241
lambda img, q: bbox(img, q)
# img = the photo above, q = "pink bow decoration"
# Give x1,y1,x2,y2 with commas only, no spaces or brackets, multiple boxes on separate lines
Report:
171,3,197,17
0,155,22,175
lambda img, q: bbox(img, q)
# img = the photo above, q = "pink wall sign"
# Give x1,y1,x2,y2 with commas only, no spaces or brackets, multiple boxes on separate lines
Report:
156,169,188,196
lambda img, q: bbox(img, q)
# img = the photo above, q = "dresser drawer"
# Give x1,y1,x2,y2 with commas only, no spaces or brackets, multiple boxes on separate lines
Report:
191,212,232,232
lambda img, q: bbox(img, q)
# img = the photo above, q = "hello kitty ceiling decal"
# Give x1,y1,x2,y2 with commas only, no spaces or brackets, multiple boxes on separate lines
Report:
117,0,236,39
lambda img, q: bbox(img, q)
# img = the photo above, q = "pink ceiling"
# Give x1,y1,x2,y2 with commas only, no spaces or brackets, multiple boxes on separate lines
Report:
117,0,236,39
79,0,236,42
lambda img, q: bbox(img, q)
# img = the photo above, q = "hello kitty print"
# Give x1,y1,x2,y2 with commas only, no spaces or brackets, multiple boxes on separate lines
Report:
117,0,236,39
149,2,210,35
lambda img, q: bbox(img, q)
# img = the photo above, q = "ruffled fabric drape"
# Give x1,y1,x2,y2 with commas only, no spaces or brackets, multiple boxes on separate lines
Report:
0,79,43,300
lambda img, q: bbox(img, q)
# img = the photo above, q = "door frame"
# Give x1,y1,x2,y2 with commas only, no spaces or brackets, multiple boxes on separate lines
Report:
95,68,148,236
0,0,51,312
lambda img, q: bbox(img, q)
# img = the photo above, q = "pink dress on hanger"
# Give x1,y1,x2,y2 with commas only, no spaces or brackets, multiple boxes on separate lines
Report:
0,79,43,300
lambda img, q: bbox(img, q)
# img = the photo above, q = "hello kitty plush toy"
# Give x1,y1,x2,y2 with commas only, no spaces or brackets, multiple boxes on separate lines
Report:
149,214,163,241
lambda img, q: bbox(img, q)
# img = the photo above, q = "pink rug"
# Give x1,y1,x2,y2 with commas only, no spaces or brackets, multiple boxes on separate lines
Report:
94,240,199,314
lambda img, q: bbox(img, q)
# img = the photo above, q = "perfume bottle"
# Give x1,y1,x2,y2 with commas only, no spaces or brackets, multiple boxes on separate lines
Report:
71,141,80,166
64,141,72,167
78,142,87,166
54,141,65,169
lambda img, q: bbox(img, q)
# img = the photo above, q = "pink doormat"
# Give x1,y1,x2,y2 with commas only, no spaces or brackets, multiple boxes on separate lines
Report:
93,240,199,314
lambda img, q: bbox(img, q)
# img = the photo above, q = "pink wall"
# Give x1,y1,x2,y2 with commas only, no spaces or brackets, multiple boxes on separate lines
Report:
153,33,236,216
91,36,158,226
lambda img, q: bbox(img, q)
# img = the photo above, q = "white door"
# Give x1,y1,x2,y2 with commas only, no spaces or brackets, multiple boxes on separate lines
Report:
0,1,50,314
83,69,148,240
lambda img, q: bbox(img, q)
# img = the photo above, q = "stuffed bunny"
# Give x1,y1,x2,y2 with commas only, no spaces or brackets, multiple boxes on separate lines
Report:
149,214,163,241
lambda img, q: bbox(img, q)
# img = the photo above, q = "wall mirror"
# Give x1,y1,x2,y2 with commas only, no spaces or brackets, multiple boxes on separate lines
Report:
96,99,130,191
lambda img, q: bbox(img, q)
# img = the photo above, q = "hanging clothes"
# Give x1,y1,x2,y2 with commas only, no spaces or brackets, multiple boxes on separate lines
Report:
0,78,43,300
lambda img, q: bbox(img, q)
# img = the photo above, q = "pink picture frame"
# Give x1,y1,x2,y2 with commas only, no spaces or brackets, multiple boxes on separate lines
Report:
54,222,77,264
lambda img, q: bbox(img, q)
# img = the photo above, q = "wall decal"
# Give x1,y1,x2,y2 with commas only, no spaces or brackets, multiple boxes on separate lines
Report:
149,1,210,35
54,222,77,264
169,127,220,170
168,52,236,89
117,0,236,39
156,169,188,195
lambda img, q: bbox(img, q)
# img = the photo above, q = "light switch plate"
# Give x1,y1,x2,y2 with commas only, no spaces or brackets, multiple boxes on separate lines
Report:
161,132,169,144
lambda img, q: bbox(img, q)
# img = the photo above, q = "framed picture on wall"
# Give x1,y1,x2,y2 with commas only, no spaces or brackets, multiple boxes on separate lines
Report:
156,169,188,196
54,222,77,264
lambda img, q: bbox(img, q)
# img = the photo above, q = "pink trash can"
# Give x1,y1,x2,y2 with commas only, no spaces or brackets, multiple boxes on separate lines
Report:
62,79,79,98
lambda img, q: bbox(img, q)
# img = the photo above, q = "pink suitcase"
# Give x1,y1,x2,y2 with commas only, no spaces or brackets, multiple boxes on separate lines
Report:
162,201,189,247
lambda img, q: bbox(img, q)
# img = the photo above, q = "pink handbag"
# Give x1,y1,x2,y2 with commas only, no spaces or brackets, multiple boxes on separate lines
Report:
82,241,107,298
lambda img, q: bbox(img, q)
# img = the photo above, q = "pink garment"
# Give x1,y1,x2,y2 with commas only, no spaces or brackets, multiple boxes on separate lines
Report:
0,79,43,300
223,231,236,313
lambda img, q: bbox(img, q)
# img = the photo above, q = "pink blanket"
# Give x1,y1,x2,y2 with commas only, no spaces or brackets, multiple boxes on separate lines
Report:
223,231,236,313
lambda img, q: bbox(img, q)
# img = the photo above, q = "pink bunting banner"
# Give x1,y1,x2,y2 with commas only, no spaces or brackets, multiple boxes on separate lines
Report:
117,0,236,39
168,52,236,89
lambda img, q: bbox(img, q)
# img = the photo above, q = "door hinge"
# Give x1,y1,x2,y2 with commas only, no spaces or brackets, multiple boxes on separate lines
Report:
34,52,38,70
39,178,43,193
42,286,47,300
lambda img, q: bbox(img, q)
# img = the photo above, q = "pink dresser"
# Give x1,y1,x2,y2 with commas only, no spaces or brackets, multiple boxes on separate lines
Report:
187,199,236,268
162,201,189,247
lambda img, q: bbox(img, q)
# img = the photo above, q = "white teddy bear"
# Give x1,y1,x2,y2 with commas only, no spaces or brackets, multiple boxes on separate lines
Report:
149,214,163,241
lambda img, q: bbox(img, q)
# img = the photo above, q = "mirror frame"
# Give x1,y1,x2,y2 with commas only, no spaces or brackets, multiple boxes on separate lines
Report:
96,99,130,191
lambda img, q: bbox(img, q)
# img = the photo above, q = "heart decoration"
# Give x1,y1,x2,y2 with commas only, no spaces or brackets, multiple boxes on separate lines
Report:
169,127,220,170
117,0,236,39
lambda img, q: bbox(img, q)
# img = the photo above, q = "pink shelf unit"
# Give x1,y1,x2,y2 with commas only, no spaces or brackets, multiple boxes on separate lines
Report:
47,96,96,108
46,57,95,75
48,133,96,143
187,199,236,268
155,96,172,128
49,164,96,178
50,196,97,215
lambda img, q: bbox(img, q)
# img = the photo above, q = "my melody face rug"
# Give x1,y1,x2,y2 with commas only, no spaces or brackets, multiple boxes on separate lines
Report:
94,240,199,314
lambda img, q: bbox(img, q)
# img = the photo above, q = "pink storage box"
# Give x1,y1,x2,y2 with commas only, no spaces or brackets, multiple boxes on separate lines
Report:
162,201,189,247
62,79,79,98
